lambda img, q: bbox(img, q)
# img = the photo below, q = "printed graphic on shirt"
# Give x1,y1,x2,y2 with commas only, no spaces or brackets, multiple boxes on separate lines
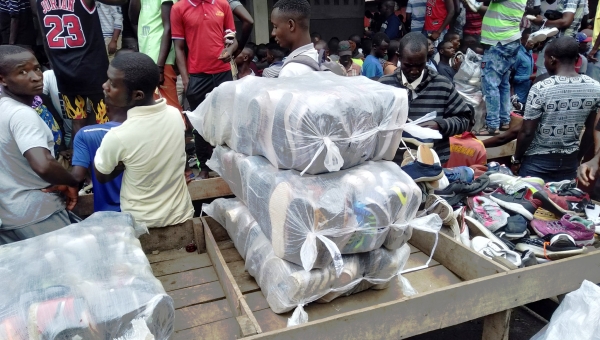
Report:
62,94,108,123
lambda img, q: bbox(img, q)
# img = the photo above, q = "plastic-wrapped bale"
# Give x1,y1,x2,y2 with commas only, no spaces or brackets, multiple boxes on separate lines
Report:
0,212,174,340
187,72,409,175
207,145,420,272
203,198,411,316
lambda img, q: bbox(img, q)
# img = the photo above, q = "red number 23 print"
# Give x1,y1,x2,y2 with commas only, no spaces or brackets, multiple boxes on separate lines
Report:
44,14,86,49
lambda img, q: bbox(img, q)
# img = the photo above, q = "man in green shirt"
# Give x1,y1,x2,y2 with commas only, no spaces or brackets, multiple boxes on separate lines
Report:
129,0,182,112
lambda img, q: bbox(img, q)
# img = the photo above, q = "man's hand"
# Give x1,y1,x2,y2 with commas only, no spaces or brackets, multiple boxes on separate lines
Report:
418,121,440,130
588,49,598,63
511,163,521,176
182,76,189,94
108,40,118,55
578,159,599,186
42,185,79,210
218,49,232,63
158,69,165,86
429,31,441,41
59,149,73,163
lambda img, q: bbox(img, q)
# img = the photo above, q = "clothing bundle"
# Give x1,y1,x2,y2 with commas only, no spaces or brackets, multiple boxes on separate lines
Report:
0,212,174,340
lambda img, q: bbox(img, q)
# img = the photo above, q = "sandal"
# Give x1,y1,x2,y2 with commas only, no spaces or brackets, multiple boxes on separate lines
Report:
476,127,500,136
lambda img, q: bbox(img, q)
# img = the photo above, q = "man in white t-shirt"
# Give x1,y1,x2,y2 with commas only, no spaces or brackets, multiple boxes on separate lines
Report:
0,45,79,245
270,0,318,78
94,52,194,228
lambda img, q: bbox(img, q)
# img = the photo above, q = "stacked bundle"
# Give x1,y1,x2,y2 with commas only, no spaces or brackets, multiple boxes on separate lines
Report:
192,73,425,323
0,212,174,339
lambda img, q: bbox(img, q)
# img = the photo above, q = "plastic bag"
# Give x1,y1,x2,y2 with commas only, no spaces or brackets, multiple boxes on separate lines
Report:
453,49,485,131
0,212,174,340
204,198,411,325
403,111,443,140
187,72,409,175
207,145,421,272
531,280,600,340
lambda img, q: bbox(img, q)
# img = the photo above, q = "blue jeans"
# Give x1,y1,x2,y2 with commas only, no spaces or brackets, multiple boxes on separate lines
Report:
482,40,520,129
519,152,578,182
513,79,531,104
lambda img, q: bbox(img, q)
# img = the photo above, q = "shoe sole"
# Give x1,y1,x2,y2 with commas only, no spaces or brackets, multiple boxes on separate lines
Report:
402,137,434,148
413,173,444,183
515,243,585,260
464,215,504,244
502,230,528,239
528,32,547,44
489,196,534,220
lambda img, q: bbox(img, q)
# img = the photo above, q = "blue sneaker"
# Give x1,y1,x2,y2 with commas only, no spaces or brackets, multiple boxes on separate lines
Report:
443,166,475,183
401,161,443,183
402,131,434,148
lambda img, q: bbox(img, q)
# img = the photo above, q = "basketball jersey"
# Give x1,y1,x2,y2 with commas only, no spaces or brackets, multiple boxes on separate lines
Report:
35,0,109,95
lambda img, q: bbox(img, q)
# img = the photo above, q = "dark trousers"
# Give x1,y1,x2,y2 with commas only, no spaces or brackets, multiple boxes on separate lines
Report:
519,152,578,182
187,70,233,169
0,10,35,46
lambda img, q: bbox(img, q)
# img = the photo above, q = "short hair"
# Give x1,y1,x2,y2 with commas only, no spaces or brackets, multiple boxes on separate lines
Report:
399,32,428,55
373,32,390,47
273,0,311,29
267,42,288,60
349,34,362,47
243,46,255,61
382,0,396,10
328,39,340,54
110,52,159,97
362,38,373,56
444,32,460,41
521,27,532,37
0,45,32,76
114,48,135,58
311,32,321,39
387,39,400,59
545,36,580,64
256,43,268,59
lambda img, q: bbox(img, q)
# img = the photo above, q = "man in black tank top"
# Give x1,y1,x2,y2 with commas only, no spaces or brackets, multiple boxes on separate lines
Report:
30,0,126,137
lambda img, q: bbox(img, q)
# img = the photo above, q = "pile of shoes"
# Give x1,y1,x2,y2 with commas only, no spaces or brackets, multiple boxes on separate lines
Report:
195,74,433,325
415,161,598,267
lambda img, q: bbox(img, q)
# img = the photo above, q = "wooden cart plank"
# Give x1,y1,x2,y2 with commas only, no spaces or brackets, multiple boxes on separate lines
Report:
203,216,263,336
171,318,240,340
174,299,232,332
246,250,600,340
139,220,195,253
234,272,261,293
218,240,236,250
482,310,511,340
151,253,212,277
192,217,206,254
170,281,226,309
146,249,191,264
159,266,219,292
221,247,244,263
410,229,510,281
245,291,270,312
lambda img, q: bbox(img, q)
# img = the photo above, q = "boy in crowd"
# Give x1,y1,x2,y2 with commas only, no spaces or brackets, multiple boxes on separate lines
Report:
0,45,78,244
262,43,287,78
94,52,193,228
97,3,122,61
362,32,389,79
511,28,534,104
426,37,438,71
234,46,255,79
339,40,362,76
437,40,457,81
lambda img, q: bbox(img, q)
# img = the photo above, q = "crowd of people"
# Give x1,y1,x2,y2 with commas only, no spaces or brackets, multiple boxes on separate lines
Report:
2,0,600,245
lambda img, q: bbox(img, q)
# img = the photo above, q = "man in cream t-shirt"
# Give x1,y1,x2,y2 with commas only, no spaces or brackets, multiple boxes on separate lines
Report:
94,52,193,227
270,0,318,78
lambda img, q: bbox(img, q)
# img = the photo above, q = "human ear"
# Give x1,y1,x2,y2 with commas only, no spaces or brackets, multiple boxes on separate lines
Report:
133,90,145,102
288,18,295,32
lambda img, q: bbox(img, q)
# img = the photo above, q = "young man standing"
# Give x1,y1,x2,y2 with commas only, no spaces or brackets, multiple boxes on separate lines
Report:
130,0,182,112
0,45,78,245
511,28,534,104
94,52,193,228
362,32,389,79
234,46,255,79
512,37,600,182
407,0,427,34
379,32,472,164
339,40,362,76
171,0,237,179
30,0,125,137
437,40,457,81
97,3,122,60
380,0,402,40
271,0,318,78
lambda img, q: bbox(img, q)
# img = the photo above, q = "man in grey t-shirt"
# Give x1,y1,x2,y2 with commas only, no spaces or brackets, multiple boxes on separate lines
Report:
0,45,79,245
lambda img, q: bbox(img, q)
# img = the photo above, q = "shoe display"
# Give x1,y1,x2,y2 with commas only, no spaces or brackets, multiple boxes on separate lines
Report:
420,194,454,225
434,175,490,206
429,147,450,190
489,189,537,220
488,174,543,195
443,166,475,183
515,234,585,260
467,196,509,232
530,214,595,246
519,249,539,267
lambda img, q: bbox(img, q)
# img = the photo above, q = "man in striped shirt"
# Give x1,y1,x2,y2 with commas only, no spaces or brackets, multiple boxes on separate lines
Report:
379,32,472,164
465,0,527,135
0,0,35,47
97,3,122,61
406,0,427,33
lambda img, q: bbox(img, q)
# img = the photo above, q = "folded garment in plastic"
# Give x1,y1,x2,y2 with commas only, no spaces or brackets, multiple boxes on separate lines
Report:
204,198,411,316
207,145,421,272
0,212,174,340
188,72,409,175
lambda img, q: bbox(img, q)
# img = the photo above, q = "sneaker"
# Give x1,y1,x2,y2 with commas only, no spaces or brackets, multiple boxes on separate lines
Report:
532,190,575,216
453,206,471,247
488,189,537,220
546,179,576,193
401,131,434,148
402,161,443,182
443,166,475,183
494,214,529,239
533,208,560,221
528,27,559,44
515,234,585,260
488,174,543,195
530,214,595,246
434,174,490,206
467,196,509,232
555,188,590,213
471,236,522,267
419,194,454,225
519,249,539,267
428,148,450,190
510,94,524,111
461,0,482,12
585,203,600,225
485,161,513,176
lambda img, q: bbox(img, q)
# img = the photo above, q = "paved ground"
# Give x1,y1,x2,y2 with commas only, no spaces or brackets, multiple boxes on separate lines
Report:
407,308,546,340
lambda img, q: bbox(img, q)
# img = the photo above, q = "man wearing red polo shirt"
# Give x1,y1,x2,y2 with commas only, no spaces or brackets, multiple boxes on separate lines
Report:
171,0,237,178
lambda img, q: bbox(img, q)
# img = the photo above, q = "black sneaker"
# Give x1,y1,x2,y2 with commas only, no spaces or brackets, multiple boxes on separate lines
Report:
488,189,537,220
494,214,529,239
514,234,584,260
434,175,490,204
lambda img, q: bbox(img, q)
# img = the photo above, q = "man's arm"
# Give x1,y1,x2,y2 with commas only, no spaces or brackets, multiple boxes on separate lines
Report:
231,4,254,56
108,6,123,55
93,130,125,184
578,108,598,160
129,0,140,36
174,39,189,90
431,85,472,137
579,111,600,185
157,1,174,84
431,0,455,40
94,162,125,183
540,12,575,29
482,121,522,148
84,0,127,9
24,148,79,187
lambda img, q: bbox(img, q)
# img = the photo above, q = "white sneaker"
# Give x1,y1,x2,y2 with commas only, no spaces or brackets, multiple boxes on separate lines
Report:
528,27,559,44
471,236,522,267
454,207,471,247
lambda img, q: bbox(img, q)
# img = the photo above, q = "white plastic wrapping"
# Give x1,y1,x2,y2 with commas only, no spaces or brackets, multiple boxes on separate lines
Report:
188,72,409,175
531,280,600,340
454,49,485,131
0,212,174,340
204,198,411,324
207,145,421,272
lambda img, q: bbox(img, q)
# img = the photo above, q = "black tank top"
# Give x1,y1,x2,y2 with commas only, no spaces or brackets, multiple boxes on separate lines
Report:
35,0,109,95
